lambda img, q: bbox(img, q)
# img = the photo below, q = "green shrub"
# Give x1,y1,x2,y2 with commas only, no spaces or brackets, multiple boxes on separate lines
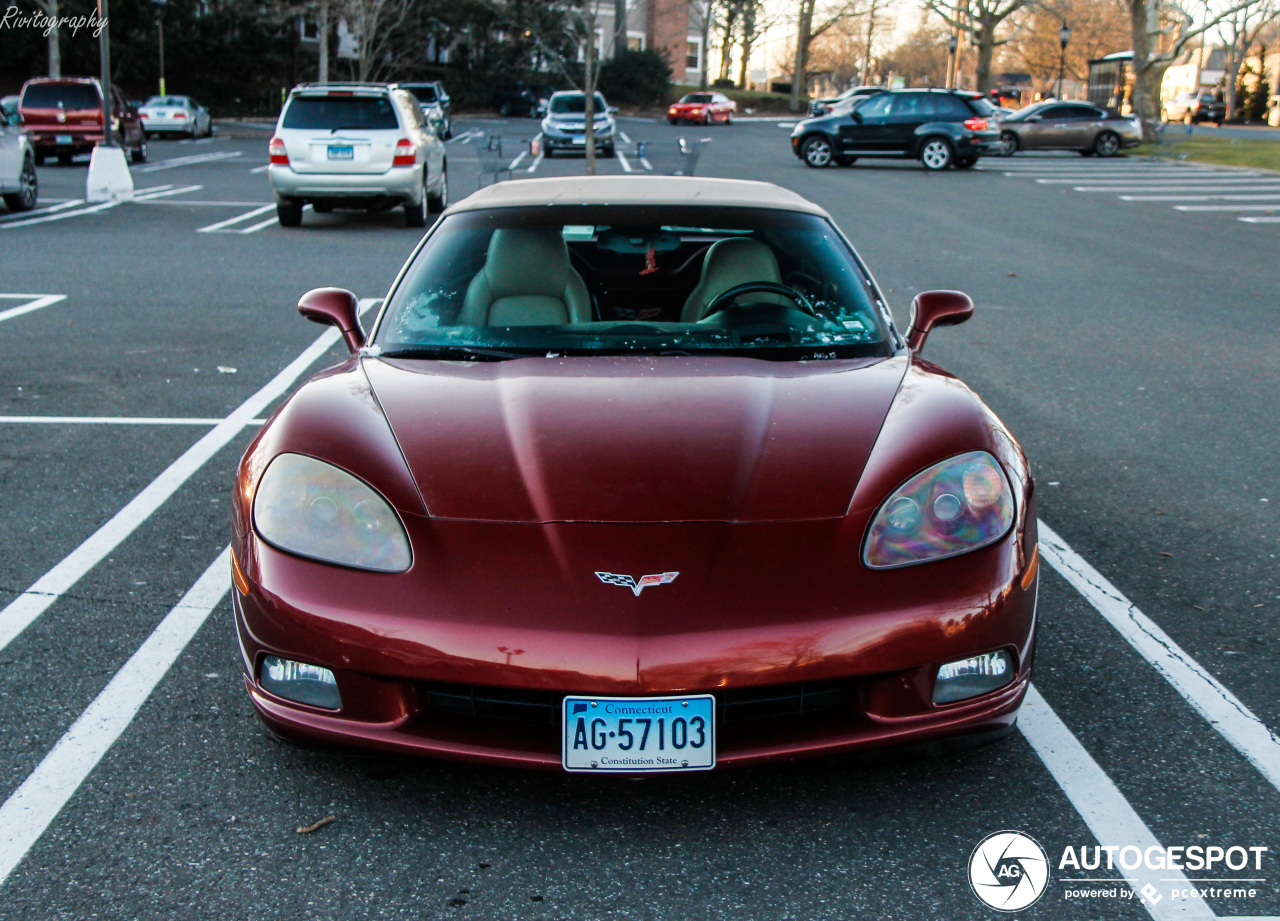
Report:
598,48,672,107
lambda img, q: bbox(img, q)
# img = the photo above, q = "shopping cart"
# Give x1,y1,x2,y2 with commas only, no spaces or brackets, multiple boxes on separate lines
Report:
634,137,712,176
477,136,515,187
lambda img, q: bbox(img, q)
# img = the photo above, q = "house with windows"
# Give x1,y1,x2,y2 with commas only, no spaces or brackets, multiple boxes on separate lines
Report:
592,0,709,85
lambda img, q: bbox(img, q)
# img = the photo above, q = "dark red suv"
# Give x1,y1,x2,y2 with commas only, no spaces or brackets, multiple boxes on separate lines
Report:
18,77,147,165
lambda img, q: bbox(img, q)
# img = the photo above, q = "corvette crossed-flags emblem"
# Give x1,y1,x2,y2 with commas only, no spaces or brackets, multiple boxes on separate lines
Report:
594,571,679,596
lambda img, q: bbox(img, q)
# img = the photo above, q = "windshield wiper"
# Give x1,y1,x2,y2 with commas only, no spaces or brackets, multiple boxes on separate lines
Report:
380,345,537,361
330,125,373,133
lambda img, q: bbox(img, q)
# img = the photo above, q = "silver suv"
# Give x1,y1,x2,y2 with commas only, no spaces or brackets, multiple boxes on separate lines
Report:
268,83,448,228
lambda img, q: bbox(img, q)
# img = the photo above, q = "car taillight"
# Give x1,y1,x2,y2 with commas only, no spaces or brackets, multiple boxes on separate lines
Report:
269,137,289,165
392,139,416,166
173,112,187,119
964,117,989,131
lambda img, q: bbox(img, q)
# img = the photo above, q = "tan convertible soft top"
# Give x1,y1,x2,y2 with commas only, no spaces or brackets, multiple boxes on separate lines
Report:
446,176,831,218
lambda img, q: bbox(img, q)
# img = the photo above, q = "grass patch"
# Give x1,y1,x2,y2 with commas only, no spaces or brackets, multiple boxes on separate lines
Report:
670,83,803,115
1132,135,1280,172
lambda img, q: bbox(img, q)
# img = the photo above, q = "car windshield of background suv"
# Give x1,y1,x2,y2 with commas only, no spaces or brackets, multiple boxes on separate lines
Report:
373,205,893,361
21,84,100,109
549,94,608,115
282,96,398,131
405,86,439,104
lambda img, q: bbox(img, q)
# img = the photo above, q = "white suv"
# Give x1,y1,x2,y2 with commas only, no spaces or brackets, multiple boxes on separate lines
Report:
268,83,448,228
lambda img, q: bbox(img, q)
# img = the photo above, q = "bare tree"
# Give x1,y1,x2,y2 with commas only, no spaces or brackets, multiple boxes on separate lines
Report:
1218,0,1280,117
1005,0,1129,96
789,0,867,111
343,0,416,82
1123,0,1259,131
318,0,330,82
924,0,1031,91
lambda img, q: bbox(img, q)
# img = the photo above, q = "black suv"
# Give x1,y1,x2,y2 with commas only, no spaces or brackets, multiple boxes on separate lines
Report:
499,82,556,118
791,88,1001,171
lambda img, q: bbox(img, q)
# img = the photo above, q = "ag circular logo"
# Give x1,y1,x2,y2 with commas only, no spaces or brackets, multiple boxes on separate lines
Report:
968,830,1050,912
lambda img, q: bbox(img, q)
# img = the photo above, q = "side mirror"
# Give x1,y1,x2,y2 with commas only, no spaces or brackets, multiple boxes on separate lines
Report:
852,110,864,123
607,106,619,115
1026,114,1042,122
905,290,973,352
298,287,365,354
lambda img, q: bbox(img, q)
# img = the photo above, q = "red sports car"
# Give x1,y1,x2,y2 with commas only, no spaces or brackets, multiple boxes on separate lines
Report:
668,92,736,125
232,177,1037,773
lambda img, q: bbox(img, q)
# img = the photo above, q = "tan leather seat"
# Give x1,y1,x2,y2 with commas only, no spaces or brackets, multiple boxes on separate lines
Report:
680,238,787,323
456,228,592,326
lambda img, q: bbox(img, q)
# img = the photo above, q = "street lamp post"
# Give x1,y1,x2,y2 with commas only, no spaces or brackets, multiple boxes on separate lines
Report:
1057,20,1071,100
154,0,167,96
98,0,113,147
947,34,958,89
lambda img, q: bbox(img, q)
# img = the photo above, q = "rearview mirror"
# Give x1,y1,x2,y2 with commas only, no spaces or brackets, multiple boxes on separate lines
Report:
905,290,973,352
298,287,365,354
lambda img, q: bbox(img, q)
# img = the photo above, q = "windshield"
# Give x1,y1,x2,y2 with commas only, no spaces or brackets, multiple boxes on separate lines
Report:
282,95,398,130
21,83,100,109
374,206,892,361
681,94,713,103
145,96,188,107
549,94,608,115
404,85,439,104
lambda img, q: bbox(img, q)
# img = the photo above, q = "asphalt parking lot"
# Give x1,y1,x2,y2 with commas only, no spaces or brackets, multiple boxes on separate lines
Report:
1,117,1277,920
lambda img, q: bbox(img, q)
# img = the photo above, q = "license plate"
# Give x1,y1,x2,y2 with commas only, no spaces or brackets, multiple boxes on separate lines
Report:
56,134,73,145
562,695,715,772
327,146,354,160
571,137,586,145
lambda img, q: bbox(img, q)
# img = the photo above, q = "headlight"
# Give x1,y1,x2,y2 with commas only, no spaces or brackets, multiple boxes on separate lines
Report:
253,453,411,572
863,451,1014,569
595,121,614,135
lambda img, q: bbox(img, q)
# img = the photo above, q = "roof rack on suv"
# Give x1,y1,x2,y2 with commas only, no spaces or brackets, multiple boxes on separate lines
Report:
291,82,397,90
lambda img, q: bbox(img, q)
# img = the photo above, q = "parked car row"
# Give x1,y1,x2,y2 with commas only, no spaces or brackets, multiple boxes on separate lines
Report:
16,77,147,165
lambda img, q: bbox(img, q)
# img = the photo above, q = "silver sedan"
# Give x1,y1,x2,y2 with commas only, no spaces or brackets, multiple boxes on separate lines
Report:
138,95,212,139
997,101,1142,157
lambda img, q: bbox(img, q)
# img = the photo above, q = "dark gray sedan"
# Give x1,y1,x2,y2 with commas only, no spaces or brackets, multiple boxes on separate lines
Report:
997,101,1142,157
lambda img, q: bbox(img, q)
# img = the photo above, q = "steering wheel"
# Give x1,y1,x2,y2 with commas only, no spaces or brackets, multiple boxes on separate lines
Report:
702,282,815,319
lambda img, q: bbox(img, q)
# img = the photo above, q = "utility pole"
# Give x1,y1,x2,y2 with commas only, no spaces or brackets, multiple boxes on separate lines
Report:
154,0,167,95
318,0,330,83
98,0,113,147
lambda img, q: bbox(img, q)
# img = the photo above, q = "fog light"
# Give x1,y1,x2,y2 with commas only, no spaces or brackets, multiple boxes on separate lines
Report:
260,656,341,710
933,650,1013,704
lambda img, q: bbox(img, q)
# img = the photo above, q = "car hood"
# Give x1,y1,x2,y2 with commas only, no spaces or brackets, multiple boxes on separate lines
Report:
363,354,907,523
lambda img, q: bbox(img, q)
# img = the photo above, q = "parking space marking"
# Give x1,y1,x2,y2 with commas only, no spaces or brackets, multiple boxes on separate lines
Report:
1040,177,1277,185
0,298,380,655
132,151,242,173
0,294,67,324
1120,194,1280,202
447,129,484,144
0,200,85,223
509,150,528,170
1173,203,1280,211
619,131,632,144
526,152,544,173
196,204,275,233
0,185,179,229
1039,520,1280,794
237,214,282,234
0,548,231,888
1075,184,1280,193
137,199,274,207
249,164,270,174
1020,685,1218,920
617,150,633,173
0,415,241,425
1238,216,1280,223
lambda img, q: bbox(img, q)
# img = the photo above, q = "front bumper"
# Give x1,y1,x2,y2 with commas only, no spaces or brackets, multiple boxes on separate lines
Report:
268,163,422,202
233,517,1039,771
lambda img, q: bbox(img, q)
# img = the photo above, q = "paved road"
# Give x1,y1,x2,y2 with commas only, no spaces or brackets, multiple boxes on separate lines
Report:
0,121,1276,920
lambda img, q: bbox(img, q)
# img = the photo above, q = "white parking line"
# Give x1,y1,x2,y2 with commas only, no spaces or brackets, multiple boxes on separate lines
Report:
237,215,281,234
0,416,245,425
0,294,67,324
1239,216,1280,223
0,185,176,229
448,129,483,145
0,200,85,223
1020,685,1217,920
0,298,380,655
133,185,203,201
137,199,275,207
1039,520,1280,794
1040,177,1276,185
1173,203,1280,211
249,164,270,174
616,150,633,173
1074,184,1280,193
640,157,654,171
619,131,632,144
1120,194,1280,202
526,152,544,174
196,204,275,233
509,150,528,170
0,549,231,888
132,151,242,173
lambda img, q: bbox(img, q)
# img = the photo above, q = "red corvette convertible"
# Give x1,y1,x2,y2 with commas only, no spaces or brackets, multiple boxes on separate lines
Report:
232,177,1038,773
